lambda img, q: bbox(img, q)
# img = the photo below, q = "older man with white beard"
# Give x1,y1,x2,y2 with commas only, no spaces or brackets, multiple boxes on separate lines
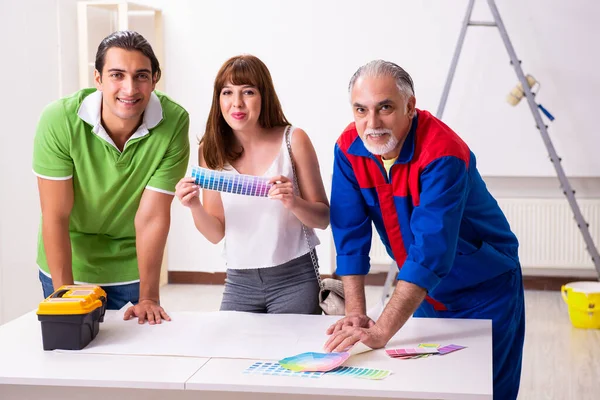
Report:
325,60,525,400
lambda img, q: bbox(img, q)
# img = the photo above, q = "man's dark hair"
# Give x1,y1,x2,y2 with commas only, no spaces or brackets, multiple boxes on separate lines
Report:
95,31,161,82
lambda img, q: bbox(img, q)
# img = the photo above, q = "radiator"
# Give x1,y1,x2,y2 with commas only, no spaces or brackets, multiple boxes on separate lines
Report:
366,199,600,270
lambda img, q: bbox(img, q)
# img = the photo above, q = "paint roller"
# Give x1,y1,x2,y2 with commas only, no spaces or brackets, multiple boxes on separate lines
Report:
506,74,555,121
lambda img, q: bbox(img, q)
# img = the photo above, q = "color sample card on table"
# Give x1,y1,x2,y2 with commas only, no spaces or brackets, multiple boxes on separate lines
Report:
386,347,439,357
327,366,392,380
244,362,391,380
191,166,272,197
387,343,466,359
244,362,324,378
279,351,350,372
413,343,440,359
438,344,467,355
418,343,440,349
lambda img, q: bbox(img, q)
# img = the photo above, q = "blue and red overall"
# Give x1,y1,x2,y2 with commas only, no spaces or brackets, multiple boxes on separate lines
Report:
331,109,525,399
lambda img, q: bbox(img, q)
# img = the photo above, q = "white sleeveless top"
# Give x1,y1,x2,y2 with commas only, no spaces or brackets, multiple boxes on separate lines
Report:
220,126,320,269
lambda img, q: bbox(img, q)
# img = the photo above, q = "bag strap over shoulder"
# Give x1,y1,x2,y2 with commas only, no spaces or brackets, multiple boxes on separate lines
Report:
285,125,324,290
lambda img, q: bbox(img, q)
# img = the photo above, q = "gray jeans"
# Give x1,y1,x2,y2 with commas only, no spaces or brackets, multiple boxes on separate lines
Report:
220,252,321,314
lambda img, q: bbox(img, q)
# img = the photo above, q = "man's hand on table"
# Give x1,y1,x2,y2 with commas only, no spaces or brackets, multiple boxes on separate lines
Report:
323,314,389,352
324,323,390,353
326,314,375,335
123,299,171,324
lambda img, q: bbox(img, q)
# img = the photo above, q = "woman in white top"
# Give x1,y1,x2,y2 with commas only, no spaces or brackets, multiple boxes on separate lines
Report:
175,55,329,314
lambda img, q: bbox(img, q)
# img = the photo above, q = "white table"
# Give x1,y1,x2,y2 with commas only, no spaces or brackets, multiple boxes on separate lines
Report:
0,311,492,399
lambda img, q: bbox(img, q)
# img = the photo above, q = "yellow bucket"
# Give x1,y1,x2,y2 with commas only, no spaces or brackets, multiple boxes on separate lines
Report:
561,281,600,329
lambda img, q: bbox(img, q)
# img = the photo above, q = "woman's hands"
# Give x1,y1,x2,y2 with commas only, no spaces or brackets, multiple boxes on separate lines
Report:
268,175,296,209
175,177,201,208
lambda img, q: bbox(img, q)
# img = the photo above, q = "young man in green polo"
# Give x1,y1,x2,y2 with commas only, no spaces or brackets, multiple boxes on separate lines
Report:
33,31,190,324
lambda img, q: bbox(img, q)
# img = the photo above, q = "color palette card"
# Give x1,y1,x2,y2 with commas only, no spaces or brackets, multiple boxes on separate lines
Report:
438,344,467,355
418,343,440,349
327,366,391,380
386,348,439,357
244,362,324,378
191,166,272,197
279,352,350,372
413,343,440,358
386,343,466,359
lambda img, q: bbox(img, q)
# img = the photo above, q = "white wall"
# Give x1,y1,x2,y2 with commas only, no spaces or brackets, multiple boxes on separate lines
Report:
1,0,599,324
0,0,67,324
158,0,600,177
160,0,600,273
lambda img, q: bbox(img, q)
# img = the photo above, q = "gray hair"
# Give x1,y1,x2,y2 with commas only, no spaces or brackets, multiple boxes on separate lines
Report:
348,60,415,99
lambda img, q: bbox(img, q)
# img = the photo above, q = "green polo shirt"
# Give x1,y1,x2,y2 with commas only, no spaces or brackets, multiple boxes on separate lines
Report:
33,88,190,284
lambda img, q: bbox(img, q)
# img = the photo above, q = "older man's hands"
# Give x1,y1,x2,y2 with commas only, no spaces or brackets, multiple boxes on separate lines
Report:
326,314,375,335
324,323,390,353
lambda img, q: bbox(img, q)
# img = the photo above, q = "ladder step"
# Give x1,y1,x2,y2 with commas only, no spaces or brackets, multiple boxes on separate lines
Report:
468,21,497,26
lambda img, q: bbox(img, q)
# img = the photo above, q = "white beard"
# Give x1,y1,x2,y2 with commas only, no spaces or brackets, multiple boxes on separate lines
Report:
361,128,399,156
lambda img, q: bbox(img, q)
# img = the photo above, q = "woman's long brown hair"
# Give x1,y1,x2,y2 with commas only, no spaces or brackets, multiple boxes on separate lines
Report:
200,55,290,170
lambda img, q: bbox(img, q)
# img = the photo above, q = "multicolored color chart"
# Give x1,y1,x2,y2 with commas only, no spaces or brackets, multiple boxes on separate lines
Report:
438,344,467,355
243,362,392,380
191,166,272,197
412,343,441,359
386,347,439,357
386,343,467,359
327,366,391,380
279,352,350,372
244,362,324,378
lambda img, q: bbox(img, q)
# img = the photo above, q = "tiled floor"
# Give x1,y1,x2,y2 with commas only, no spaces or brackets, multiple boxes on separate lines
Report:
160,284,600,400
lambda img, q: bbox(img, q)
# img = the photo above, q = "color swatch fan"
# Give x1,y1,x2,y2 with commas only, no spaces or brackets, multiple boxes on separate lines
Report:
386,343,466,359
279,352,350,372
191,166,272,197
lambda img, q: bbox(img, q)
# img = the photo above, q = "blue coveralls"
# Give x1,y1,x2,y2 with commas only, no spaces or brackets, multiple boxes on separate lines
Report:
331,110,526,399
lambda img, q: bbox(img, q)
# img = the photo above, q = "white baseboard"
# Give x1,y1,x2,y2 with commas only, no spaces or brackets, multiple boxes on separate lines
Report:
521,267,598,278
